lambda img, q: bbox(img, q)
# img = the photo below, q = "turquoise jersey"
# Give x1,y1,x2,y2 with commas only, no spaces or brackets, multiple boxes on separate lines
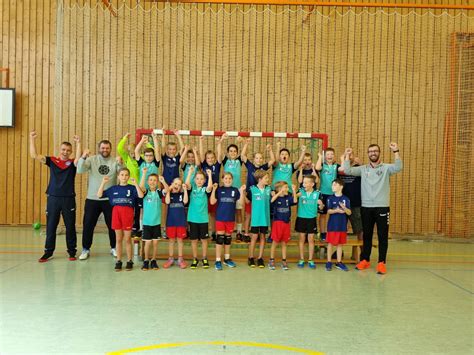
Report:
320,163,339,195
183,163,198,185
272,162,295,188
187,185,209,223
223,157,243,188
297,188,321,218
138,158,160,189
249,185,271,227
142,189,163,226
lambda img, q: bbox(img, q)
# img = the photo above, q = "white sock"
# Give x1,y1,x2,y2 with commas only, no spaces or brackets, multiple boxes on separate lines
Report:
216,257,221,262
224,254,230,260
236,224,242,233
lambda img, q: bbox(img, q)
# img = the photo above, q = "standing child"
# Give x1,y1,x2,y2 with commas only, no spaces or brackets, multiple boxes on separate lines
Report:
185,167,213,269
272,142,306,189
247,170,272,268
241,138,275,243
220,134,245,241
325,179,351,271
180,145,201,183
295,175,324,269
269,182,297,270
97,168,144,271
199,135,224,242
297,153,318,187
163,178,189,269
315,148,344,241
139,167,168,271
160,130,185,237
210,172,246,270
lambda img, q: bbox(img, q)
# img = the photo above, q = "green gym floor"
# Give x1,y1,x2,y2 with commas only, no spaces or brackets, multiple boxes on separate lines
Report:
0,227,472,355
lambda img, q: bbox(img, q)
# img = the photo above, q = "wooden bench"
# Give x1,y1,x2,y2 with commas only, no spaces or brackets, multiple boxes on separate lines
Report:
133,236,365,264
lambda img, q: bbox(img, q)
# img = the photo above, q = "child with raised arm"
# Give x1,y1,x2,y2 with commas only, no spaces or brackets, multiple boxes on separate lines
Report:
97,168,144,271
269,181,298,270
163,177,189,269
241,138,275,243
160,130,185,237
220,134,245,241
297,153,318,187
315,148,344,241
325,179,351,272
133,133,161,240
138,167,168,271
246,170,272,268
272,142,306,189
199,135,224,241
180,144,201,183
210,172,246,271
185,167,213,269
295,175,324,269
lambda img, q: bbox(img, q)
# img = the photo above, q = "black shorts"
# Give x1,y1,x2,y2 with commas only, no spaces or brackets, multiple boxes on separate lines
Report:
189,222,209,240
142,225,161,240
135,197,143,209
250,226,269,235
319,194,331,215
295,217,318,234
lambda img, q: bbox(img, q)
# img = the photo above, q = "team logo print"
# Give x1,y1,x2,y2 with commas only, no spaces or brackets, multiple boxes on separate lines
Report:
98,165,110,175
231,191,235,197
65,161,72,166
179,195,183,202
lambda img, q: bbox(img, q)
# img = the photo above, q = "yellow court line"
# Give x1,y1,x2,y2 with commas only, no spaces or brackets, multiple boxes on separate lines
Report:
107,341,323,355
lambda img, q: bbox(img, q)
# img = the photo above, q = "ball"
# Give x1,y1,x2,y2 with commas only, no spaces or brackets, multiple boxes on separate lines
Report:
32,222,41,230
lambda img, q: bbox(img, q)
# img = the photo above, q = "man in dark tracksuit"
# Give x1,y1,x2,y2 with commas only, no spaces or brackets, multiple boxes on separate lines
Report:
29,131,81,262
342,143,402,275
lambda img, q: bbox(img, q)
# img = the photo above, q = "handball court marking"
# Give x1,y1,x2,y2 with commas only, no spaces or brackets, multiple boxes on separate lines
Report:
106,341,323,355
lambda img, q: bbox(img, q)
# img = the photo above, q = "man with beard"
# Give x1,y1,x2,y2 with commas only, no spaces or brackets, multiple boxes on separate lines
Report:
77,140,122,260
342,143,402,274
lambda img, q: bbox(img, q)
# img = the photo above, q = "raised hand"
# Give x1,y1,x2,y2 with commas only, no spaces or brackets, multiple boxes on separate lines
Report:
266,144,272,151
206,169,212,176
389,142,399,152
158,175,166,184
291,185,297,193
212,183,218,190
102,176,110,183
82,149,90,158
344,148,352,156
142,167,148,174
30,131,38,139
129,178,136,184
73,135,80,143
301,145,306,152
240,184,246,192
141,135,149,144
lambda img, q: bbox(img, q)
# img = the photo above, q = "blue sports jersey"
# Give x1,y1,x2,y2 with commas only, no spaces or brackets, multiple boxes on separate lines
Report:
103,185,138,207
327,194,351,232
161,154,181,185
215,186,240,222
339,168,362,208
201,161,221,185
245,161,269,190
271,195,296,223
165,191,187,227
45,157,77,197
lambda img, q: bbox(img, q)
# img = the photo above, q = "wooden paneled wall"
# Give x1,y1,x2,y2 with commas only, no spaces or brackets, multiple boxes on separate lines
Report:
0,0,472,237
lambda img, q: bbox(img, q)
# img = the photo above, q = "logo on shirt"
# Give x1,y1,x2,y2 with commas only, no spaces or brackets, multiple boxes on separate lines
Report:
98,165,110,175
65,161,72,166
231,191,235,197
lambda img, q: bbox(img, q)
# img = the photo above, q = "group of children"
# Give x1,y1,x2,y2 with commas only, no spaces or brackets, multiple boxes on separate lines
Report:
103,131,354,272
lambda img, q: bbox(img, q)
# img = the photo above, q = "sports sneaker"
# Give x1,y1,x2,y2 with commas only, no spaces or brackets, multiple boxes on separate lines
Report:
79,249,90,260
110,248,117,257
308,260,316,269
125,260,133,271
325,261,332,271
268,259,275,270
202,258,210,269
281,261,289,271
297,259,305,268
257,258,265,268
320,232,326,242
215,260,223,271
38,252,53,263
236,233,243,242
248,257,256,268
150,259,159,270
163,257,174,269
68,253,76,261
266,235,272,243
376,262,386,275
178,258,188,269
356,260,371,270
190,258,199,269
115,260,122,271
335,262,349,272
243,234,251,243
142,260,150,271
224,259,236,268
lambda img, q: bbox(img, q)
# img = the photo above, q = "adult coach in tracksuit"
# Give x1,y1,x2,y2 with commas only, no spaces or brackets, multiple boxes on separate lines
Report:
342,143,402,275
77,140,122,260
29,131,80,262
